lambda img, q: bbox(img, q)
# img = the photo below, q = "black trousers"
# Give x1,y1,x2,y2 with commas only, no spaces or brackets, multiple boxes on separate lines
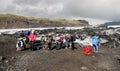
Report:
30,42,34,50
48,43,52,50
56,42,63,50
59,42,63,49
71,42,74,50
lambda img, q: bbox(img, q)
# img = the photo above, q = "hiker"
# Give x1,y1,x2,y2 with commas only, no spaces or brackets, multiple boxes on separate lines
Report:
56,34,64,50
46,34,53,50
70,34,76,50
41,35,47,49
92,35,100,53
24,30,31,37
16,38,25,51
55,34,60,50
28,30,36,51
24,30,31,44
65,34,71,49
41,35,46,44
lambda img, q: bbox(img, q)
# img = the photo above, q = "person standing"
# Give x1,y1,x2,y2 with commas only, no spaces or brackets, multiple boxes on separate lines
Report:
28,30,36,51
56,34,64,50
92,36,100,53
46,34,53,50
65,34,70,49
70,34,76,50
41,35,47,49
59,34,64,49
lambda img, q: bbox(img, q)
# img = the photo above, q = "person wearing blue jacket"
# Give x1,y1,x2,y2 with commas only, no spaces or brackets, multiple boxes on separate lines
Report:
24,30,31,44
24,30,31,37
92,36,100,53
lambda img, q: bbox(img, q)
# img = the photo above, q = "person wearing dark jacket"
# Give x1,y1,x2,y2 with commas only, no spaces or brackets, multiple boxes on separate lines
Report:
70,34,76,50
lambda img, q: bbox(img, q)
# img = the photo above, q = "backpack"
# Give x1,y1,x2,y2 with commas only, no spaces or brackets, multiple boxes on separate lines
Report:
83,46,92,56
17,40,24,48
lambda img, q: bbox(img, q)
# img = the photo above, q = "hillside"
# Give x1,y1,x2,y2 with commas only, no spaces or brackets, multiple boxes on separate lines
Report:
0,14,90,29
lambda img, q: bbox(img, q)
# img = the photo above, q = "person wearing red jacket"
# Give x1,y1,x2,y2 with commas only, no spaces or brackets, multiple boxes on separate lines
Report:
28,30,36,51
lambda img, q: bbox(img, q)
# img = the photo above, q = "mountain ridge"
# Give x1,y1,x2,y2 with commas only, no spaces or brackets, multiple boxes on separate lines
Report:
0,14,90,29
98,21,120,27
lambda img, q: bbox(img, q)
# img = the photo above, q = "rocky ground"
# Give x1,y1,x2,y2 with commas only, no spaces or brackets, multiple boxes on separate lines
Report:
0,28,120,71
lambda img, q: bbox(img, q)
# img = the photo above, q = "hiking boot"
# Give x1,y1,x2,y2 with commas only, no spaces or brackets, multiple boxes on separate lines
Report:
69,47,72,49
65,47,68,49
95,51,99,53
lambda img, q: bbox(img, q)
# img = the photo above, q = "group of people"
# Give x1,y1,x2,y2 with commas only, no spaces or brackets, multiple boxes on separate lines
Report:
16,30,76,51
16,29,100,55
16,29,36,51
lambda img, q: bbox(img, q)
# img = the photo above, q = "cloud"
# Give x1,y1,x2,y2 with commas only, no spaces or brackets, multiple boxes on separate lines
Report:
63,0,120,21
0,0,120,25
5,0,64,18
13,0,40,5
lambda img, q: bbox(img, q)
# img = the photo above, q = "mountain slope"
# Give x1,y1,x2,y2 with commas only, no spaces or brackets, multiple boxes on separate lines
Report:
0,14,90,29
98,21,120,27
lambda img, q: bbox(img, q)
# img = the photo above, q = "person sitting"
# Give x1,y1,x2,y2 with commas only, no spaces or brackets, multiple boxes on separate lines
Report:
16,38,24,51
24,30,31,46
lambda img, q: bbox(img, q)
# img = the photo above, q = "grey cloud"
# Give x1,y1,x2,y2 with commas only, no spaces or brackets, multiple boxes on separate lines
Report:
11,0,65,17
13,0,40,5
1,0,120,24
13,0,64,6
62,0,120,21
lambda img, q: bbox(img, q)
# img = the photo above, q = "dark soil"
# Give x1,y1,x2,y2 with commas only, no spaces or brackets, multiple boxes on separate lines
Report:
0,30,120,71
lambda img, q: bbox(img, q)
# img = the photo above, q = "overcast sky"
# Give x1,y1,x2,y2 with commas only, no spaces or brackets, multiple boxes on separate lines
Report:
0,0,120,25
